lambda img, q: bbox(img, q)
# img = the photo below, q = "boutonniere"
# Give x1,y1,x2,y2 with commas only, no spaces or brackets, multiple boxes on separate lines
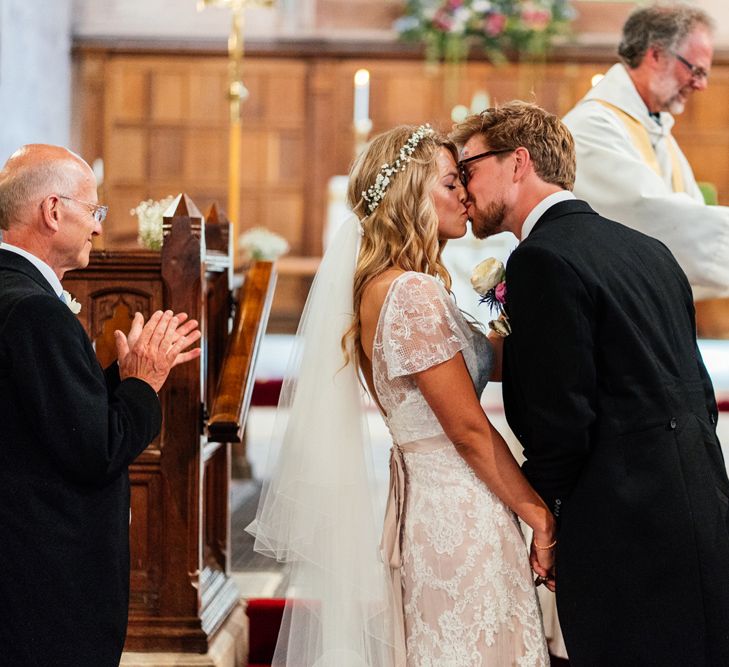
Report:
62,290,82,315
471,258,511,337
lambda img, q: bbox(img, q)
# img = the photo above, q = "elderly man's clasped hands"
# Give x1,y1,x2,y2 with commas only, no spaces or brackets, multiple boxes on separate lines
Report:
115,310,202,393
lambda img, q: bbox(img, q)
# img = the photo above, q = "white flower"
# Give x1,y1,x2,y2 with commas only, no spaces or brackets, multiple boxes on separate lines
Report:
62,290,82,315
362,124,434,213
422,6,437,20
452,7,472,31
239,227,290,261
472,0,492,13
131,196,176,251
393,16,420,31
471,258,505,295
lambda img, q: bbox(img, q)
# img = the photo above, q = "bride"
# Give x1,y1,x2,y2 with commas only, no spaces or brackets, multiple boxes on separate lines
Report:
248,124,555,666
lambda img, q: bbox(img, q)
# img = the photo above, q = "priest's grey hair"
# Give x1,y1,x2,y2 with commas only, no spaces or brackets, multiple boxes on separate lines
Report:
618,3,714,69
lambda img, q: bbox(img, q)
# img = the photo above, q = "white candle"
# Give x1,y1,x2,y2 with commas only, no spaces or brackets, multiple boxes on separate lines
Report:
354,69,370,124
470,90,490,114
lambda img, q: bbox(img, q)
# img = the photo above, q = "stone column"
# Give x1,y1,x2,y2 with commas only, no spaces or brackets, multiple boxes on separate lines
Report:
0,0,72,162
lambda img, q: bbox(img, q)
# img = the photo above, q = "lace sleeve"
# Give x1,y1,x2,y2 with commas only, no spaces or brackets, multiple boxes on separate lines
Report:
381,273,470,379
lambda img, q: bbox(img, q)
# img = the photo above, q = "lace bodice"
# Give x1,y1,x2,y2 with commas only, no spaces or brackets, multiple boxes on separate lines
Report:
372,272,493,444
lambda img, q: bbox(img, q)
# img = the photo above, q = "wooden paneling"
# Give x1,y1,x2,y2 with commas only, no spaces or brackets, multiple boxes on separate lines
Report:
85,54,308,260
73,40,729,330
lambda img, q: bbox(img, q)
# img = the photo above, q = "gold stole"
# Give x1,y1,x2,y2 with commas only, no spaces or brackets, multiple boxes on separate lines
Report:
593,99,685,193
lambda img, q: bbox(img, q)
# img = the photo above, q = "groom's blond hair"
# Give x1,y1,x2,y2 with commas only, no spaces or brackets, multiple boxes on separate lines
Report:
342,125,457,365
451,101,576,190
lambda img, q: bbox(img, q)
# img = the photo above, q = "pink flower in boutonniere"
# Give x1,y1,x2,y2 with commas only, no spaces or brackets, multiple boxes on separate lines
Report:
471,257,511,337
494,281,507,304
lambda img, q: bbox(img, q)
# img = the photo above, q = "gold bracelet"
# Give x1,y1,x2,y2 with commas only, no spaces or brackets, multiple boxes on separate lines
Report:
534,538,557,550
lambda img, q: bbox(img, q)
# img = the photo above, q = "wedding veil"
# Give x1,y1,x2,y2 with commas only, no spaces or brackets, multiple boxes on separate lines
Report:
246,214,404,666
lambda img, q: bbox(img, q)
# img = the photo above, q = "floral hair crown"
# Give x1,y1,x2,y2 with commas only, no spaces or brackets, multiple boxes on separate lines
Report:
361,124,435,214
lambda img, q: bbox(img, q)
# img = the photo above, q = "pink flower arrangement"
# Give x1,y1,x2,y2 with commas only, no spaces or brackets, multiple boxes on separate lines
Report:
484,13,507,37
521,3,552,31
396,0,574,62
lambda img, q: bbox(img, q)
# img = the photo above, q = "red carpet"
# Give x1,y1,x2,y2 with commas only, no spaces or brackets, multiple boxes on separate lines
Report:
251,379,284,407
246,598,285,667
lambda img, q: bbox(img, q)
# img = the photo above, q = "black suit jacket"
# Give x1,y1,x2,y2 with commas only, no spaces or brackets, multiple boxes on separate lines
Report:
502,200,729,666
0,249,161,667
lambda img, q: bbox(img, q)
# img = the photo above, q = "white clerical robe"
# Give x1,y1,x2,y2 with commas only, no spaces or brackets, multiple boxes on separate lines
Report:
563,63,729,300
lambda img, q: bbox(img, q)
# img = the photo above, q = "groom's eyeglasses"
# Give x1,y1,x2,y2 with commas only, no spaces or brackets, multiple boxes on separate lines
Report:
457,149,514,186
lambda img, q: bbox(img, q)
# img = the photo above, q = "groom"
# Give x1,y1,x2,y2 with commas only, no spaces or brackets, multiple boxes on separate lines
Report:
452,102,729,666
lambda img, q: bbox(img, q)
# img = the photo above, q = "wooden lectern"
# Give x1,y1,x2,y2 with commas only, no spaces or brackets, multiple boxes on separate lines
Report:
64,195,276,659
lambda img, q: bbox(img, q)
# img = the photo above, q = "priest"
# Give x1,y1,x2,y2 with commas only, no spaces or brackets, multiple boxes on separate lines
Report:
563,3,729,300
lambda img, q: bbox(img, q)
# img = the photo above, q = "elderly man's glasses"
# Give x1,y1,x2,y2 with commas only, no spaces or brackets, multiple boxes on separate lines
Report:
673,52,709,82
457,149,514,186
58,195,108,224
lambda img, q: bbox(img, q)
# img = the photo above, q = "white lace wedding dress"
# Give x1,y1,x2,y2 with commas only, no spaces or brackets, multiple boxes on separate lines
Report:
374,272,549,667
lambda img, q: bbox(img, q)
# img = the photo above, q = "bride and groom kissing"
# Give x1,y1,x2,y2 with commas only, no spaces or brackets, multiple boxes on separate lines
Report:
249,101,729,666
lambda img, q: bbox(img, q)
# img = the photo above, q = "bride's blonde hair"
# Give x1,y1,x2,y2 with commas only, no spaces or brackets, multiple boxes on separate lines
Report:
342,125,459,364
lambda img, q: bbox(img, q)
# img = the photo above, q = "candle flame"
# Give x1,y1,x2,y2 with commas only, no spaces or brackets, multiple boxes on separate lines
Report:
354,69,370,86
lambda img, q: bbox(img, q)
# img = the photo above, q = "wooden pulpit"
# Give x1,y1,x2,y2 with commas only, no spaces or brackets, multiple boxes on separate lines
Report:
64,195,276,658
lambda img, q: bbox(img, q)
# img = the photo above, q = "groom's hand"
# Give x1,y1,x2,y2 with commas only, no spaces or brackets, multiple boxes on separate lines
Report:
530,538,557,592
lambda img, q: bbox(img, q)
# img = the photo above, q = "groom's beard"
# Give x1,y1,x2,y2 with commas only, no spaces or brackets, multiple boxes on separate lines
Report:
470,200,507,239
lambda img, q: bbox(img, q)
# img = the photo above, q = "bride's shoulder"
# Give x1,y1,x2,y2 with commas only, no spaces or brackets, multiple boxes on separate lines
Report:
390,271,449,300
363,270,442,308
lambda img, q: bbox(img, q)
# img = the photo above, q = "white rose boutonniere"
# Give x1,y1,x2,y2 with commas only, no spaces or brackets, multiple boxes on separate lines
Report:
471,257,511,337
62,290,82,315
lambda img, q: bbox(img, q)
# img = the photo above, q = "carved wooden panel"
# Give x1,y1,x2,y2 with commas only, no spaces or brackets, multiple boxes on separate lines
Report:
128,468,163,614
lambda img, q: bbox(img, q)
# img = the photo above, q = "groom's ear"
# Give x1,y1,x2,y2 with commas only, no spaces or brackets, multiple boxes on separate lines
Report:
511,147,531,183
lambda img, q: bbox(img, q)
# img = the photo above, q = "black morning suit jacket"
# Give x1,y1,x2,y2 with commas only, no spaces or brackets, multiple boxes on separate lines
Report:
0,249,162,667
502,200,729,667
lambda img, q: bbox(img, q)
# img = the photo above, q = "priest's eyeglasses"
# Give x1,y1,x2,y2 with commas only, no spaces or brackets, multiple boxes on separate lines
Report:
673,53,709,83
458,149,514,186
58,195,109,224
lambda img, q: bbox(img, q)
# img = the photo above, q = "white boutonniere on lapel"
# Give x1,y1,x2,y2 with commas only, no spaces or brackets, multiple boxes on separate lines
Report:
471,258,511,337
62,290,82,315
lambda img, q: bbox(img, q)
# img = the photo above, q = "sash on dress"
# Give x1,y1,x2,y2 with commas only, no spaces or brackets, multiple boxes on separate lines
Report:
380,434,452,666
